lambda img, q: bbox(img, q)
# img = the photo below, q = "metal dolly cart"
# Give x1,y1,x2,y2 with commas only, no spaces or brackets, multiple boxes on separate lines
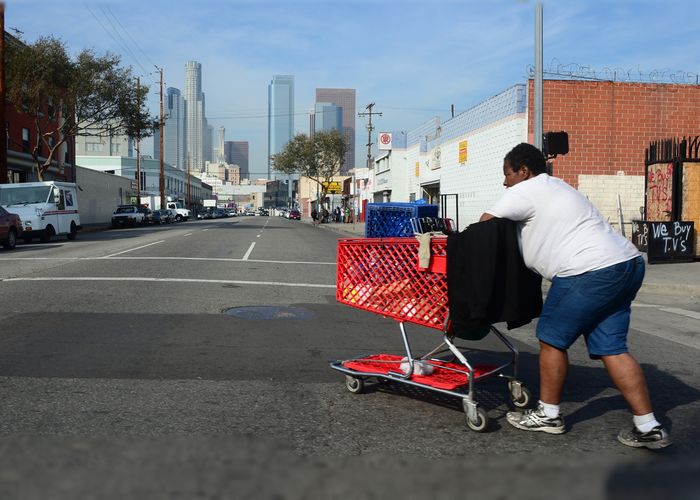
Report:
330,237,532,432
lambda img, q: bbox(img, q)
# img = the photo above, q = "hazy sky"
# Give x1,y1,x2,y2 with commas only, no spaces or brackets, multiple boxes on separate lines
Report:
7,0,700,175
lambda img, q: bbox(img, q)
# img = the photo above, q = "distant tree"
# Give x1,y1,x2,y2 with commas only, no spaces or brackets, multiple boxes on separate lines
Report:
5,35,158,180
271,129,347,202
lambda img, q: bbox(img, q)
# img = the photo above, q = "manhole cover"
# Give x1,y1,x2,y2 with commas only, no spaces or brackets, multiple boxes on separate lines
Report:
223,306,316,320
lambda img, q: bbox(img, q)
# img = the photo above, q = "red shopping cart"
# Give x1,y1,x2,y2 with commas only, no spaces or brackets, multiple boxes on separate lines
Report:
331,237,532,432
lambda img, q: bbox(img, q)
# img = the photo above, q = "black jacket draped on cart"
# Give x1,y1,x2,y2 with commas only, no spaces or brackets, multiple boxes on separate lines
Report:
446,218,542,339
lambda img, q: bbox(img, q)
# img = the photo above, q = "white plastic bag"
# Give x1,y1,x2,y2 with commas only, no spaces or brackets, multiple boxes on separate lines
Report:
400,357,434,376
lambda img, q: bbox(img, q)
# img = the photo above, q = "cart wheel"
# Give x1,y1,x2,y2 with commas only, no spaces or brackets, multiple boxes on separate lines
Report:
512,386,532,408
508,380,532,409
345,376,365,394
466,407,489,432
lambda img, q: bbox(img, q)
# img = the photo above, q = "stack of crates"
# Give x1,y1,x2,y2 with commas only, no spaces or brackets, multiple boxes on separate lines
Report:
364,202,439,238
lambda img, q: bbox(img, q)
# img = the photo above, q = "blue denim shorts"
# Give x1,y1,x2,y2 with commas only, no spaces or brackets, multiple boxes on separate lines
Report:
536,256,645,358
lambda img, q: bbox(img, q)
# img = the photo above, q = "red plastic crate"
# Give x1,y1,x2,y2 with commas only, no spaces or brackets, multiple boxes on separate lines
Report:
336,237,448,330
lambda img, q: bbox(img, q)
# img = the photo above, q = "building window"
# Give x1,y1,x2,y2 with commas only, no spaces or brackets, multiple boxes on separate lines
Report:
48,136,55,149
22,128,30,153
85,142,105,152
113,143,121,154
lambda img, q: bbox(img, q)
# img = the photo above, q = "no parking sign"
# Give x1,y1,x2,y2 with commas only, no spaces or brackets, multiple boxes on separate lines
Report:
378,132,392,150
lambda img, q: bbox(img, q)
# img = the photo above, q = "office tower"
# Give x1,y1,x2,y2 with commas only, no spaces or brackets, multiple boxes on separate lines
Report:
184,61,205,172
313,102,343,134
315,88,355,174
205,122,214,163
225,141,249,180
268,75,295,181
154,87,186,169
216,126,226,164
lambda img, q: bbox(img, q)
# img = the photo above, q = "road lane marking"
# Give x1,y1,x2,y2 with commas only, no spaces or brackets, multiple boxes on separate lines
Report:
658,307,700,320
202,229,208,231
183,233,192,237
0,257,336,265
102,240,165,258
1,276,335,289
242,242,256,260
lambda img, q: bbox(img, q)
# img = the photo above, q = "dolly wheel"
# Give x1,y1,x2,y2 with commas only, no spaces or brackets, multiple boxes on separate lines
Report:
466,407,489,432
509,381,532,409
345,376,365,394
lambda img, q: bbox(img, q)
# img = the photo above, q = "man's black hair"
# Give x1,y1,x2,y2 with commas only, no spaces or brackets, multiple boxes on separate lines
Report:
504,143,547,175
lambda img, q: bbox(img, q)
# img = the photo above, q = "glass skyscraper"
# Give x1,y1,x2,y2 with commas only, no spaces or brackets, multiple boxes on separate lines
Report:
313,102,343,135
154,87,186,170
184,61,205,172
315,88,355,174
268,75,295,181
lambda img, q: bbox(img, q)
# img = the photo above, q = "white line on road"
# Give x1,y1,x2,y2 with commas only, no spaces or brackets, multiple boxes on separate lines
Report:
102,240,165,258
183,233,192,237
658,307,700,320
1,276,335,289
202,229,209,231
242,242,256,260
0,256,336,265
256,234,261,238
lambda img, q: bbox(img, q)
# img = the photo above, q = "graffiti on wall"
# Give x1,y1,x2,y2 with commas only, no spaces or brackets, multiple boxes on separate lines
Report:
646,163,673,221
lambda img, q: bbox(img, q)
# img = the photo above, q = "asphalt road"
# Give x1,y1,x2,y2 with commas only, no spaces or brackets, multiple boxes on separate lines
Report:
0,215,699,499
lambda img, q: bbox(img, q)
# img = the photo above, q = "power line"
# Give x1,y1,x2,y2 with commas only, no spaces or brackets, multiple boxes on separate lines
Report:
104,5,158,69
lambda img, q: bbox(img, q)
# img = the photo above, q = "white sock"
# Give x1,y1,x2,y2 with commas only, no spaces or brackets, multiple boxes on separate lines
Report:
633,412,661,433
539,400,560,418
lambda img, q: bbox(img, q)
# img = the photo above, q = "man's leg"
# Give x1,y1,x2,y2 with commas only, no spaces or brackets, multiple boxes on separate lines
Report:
505,341,567,434
539,341,569,405
601,353,652,415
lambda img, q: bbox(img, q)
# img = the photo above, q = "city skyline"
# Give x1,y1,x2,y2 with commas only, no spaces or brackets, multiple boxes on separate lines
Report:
7,1,700,175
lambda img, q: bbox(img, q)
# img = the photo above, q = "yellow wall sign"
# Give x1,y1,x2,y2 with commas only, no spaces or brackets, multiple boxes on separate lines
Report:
323,181,342,194
459,140,468,164
415,161,420,177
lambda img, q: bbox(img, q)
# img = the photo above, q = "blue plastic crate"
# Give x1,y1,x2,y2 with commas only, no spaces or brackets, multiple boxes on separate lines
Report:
364,202,439,237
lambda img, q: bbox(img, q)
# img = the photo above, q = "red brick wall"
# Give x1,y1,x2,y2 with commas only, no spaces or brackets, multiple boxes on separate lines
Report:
527,80,700,188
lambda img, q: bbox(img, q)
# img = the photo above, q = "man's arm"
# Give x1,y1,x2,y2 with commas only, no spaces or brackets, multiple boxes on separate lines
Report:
479,213,495,222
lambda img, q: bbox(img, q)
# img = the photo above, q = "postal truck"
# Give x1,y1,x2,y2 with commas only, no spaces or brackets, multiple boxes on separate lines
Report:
0,181,81,242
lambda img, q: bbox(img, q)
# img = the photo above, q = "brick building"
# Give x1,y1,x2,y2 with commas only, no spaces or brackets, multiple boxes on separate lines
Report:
368,80,700,232
3,32,76,183
528,79,700,187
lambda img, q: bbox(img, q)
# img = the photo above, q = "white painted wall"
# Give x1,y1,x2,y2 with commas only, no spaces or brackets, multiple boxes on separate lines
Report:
578,174,645,236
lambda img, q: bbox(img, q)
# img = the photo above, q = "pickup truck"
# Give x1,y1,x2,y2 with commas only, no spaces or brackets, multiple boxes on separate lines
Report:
111,205,145,227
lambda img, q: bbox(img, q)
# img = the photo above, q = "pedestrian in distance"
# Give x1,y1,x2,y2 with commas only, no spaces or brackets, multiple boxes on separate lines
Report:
311,208,318,227
480,142,670,449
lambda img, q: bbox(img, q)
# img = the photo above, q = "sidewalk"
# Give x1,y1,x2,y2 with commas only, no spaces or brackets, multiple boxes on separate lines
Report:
304,217,700,297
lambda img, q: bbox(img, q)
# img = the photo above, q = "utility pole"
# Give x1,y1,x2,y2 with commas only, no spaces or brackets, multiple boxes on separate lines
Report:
358,103,382,170
534,1,544,151
158,66,165,209
135,77,141,206
0,2,7,184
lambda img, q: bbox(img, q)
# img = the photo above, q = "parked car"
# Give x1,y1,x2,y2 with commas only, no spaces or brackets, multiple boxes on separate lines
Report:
138,206,153,225
288,209,301,220
0,206,22,250
153,209,175,224
111,205,144,227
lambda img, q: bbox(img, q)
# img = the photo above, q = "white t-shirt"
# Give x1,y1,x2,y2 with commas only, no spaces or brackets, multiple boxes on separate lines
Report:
486,174,640,281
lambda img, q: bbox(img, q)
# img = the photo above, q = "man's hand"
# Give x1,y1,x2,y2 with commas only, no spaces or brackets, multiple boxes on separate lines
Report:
479,213,495,222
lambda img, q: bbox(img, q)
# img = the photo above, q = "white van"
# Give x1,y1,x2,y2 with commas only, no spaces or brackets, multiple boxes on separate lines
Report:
0,181,81,243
